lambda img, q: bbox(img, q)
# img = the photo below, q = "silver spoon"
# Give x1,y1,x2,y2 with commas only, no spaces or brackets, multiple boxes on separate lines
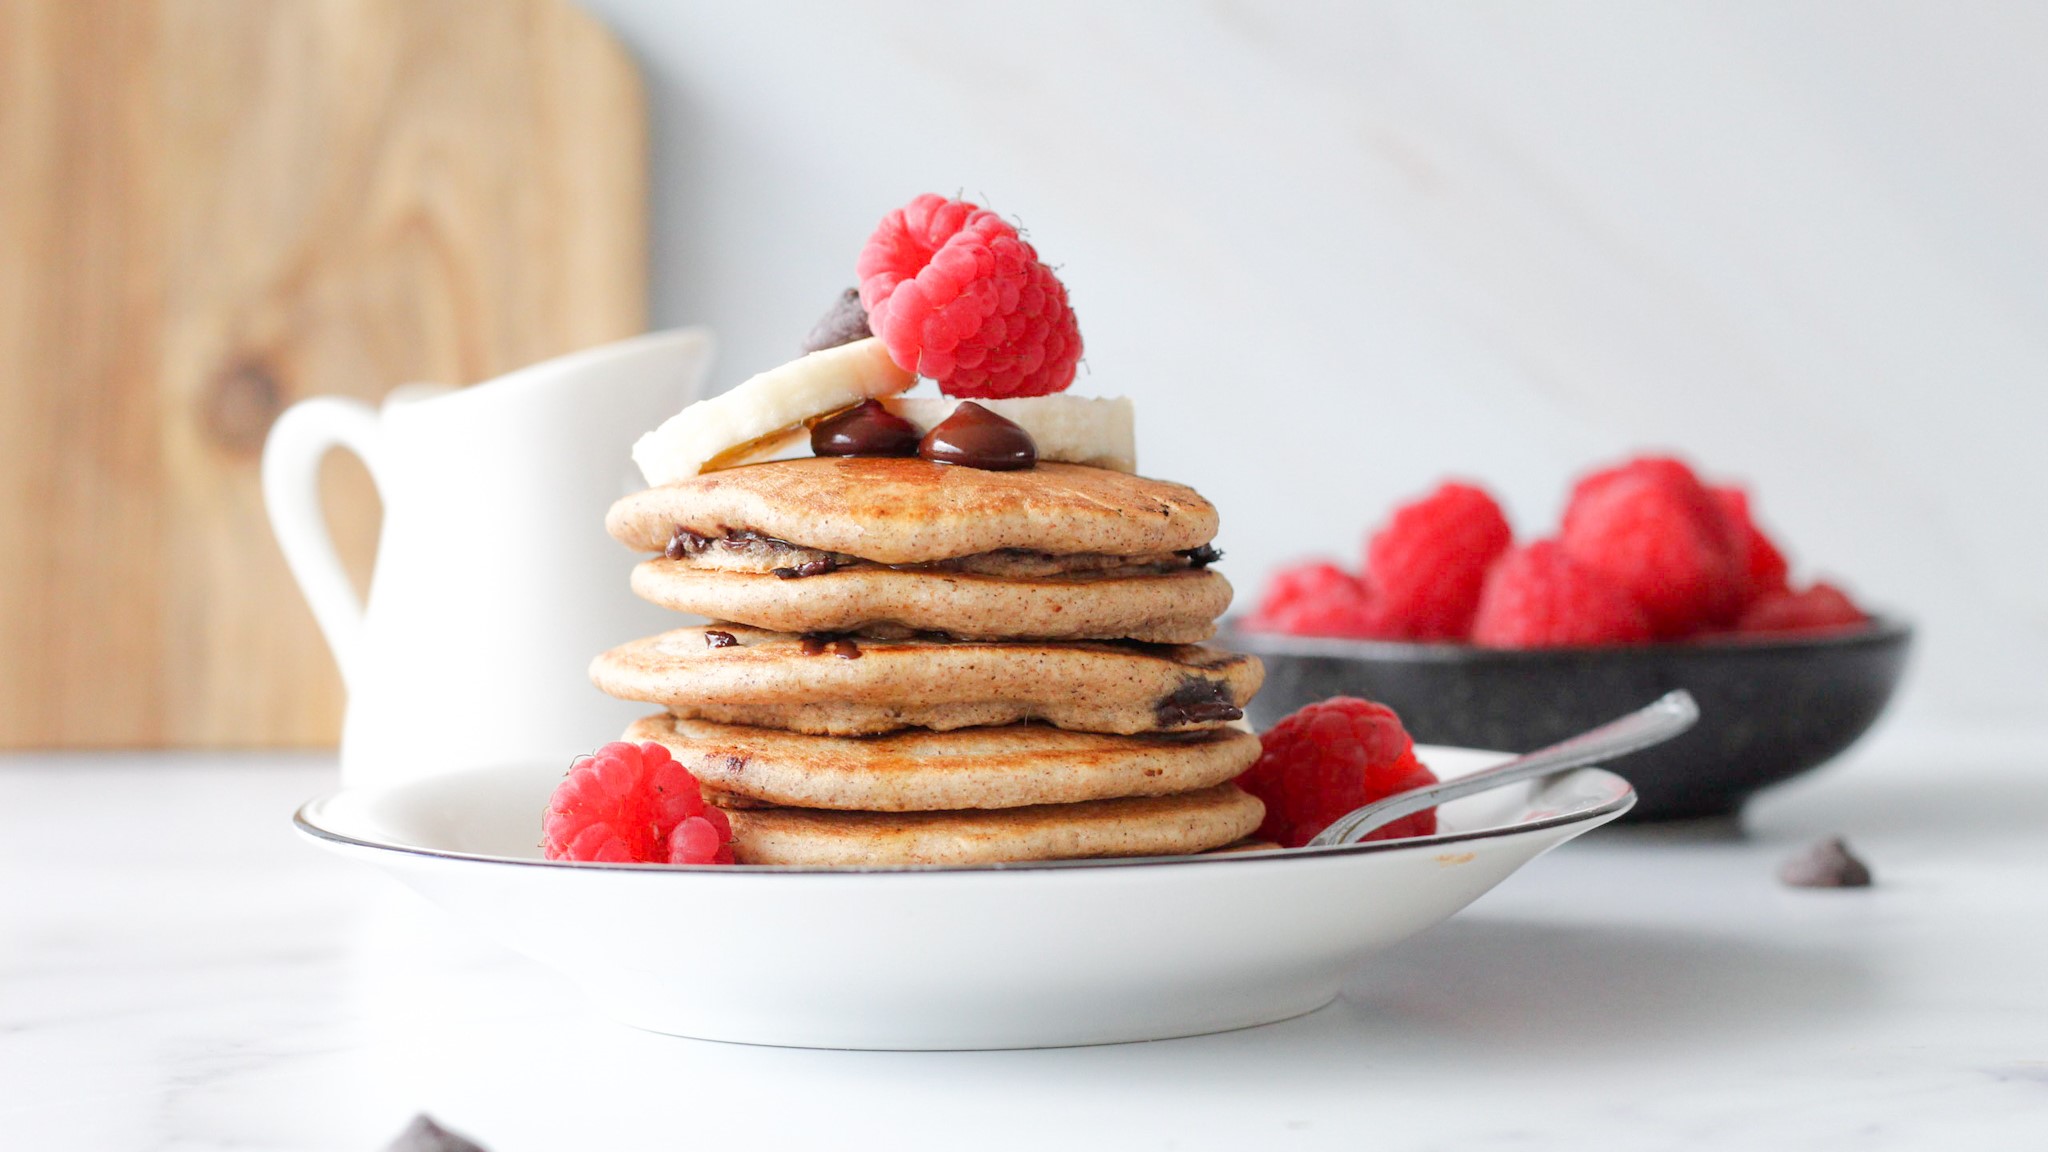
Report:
1304,689,1700,848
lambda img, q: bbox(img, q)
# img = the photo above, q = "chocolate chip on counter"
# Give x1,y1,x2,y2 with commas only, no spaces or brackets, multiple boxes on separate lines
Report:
1778,836,1873,888
200,358,285,456
801,287,872,353
918,401,1036,471
703,629,739,648
384,1114,490,1152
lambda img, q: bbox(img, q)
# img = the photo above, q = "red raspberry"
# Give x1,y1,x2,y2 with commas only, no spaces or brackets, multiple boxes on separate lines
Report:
1471,540,1654,648
1712,486,1791,607
1737,582,1867,635
543,742,735,865
856,194,1082,399
1237,697,1439,847
1246,561,1381,638
1559,456,1746,638
1362,481,1513,641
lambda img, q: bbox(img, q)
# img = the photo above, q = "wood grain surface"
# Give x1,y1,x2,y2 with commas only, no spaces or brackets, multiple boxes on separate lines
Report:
0,0,646,747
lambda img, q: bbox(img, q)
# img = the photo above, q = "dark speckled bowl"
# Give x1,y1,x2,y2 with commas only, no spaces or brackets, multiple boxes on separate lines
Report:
1220,618,1912,822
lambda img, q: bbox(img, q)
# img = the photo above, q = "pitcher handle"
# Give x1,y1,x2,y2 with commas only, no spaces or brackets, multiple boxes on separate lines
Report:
262,397,384,690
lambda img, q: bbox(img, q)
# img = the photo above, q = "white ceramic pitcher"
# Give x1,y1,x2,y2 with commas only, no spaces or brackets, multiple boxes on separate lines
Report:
264,329,714,787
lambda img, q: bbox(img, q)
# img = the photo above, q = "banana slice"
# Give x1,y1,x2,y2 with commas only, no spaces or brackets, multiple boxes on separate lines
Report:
632,337,915,485
884,395,1137,473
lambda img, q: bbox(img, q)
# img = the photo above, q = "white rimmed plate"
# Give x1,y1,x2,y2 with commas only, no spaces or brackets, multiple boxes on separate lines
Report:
295,746,1632,1049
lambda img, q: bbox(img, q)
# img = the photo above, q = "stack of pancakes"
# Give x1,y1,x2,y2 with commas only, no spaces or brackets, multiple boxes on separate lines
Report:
592,455,1267,866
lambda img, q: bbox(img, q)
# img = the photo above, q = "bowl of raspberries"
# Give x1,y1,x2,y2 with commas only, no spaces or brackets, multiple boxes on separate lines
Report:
1223,455,1911,821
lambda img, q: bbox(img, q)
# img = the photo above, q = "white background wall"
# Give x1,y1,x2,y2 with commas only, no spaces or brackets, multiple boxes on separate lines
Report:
579,0,2048,738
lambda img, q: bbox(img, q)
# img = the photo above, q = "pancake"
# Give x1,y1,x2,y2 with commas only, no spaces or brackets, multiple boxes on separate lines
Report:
630,561,1231,644
720,783,1265,867
593,625,1264,736
606,457,1217,564
626,712,1262,811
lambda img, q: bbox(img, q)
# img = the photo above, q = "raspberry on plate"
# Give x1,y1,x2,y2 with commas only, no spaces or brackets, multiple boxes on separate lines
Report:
1471,540,1654,648
1245,561,1381,638
1362,481,1513,641
857,194,1082,399
1559,456,1746,638
543,741,735,865
1737,582,1868,635
1236,697,1439,847
1713,485,1790,607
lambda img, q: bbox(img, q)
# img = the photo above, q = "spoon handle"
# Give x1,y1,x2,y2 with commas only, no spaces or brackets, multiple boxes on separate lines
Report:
1304,689,1699,848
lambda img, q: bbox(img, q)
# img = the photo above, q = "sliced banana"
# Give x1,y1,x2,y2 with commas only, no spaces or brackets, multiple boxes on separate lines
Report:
884,395,1137,473
632,337,914,485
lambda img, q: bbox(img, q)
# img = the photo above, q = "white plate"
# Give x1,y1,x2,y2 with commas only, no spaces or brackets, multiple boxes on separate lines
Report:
295,747,1632,1049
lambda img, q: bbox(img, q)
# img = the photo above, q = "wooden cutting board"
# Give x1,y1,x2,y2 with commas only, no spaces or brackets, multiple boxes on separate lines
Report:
0,0,646,747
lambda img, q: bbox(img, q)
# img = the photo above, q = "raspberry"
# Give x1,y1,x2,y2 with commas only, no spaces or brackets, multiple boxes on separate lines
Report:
1246,561,1381,638
856,194,1081,399
1737,582,1867,635
1712,486,1791,606
542,742,735,865
1362,481,1513,641
1236,697,1439,847
1471,540,1654,648
1559,456,1745,638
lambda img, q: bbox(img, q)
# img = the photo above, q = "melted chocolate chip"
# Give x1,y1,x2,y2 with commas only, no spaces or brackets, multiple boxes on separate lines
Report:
772,558,840,579
1778,837,1873,888
799,633,862,659
703,629,738,648
801,287,872,353
811,399,920,458
1154,679,1242,727
918,402,1036,470
1179,544,1224,569
664,527,710,560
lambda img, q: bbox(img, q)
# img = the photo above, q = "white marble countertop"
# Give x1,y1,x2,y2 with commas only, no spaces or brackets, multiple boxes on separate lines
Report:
4,732,2046,1151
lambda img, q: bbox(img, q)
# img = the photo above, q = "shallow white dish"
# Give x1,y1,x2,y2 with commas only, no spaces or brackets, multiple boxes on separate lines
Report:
296,747,1632,1049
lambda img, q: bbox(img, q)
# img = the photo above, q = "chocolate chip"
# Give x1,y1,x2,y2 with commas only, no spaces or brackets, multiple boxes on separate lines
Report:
772,558,839,579
725,529,813,551
800,632,862,659
1778,837,1873,888
703,630,738,648
801,287,872,353
1179,544,1224,569
665,527,710,560
918,401,1037,470
201,359,285,456
384,1114,490,1152
1155,678,1242,727
811,398,920,458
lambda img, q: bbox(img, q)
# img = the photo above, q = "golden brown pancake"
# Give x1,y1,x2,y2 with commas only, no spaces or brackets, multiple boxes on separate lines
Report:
626,712,1261,811
629,562,1231,644
593,625,1263,736
606,457,1217,564
721,783,1265,866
